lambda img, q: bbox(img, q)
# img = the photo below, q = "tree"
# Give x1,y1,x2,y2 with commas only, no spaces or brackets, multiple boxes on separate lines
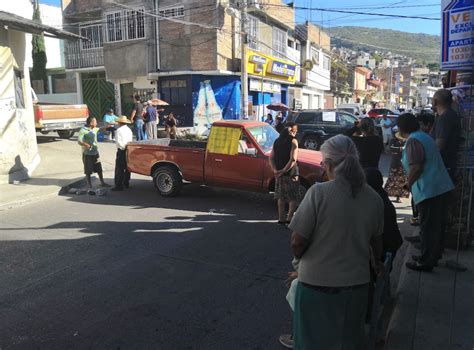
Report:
31,1,48,93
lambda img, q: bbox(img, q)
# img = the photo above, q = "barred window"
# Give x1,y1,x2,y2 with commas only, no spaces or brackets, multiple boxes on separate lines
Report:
105,8,145,42
159,6,185,18
80,24,103,50
272,27,286,59
248,15,259,50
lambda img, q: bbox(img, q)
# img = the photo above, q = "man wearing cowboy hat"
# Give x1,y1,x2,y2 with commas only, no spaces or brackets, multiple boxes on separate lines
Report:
112,116,133,191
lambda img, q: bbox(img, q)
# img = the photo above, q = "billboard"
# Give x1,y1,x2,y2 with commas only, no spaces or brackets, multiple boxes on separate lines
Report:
441,0,474,70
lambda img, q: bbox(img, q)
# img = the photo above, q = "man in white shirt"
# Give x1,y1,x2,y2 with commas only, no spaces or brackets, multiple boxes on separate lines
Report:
380,114,393,151
112,116,134,191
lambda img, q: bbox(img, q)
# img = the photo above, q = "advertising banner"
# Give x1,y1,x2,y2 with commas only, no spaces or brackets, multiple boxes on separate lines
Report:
441,0,474,70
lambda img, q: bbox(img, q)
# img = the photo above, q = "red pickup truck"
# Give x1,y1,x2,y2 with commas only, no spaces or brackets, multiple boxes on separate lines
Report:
127,121,325,197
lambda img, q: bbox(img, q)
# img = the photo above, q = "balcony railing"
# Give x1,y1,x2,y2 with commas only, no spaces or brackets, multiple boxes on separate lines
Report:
65,40,104,70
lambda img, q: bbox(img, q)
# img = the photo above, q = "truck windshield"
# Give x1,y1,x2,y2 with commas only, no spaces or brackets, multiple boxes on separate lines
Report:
248,124,280,153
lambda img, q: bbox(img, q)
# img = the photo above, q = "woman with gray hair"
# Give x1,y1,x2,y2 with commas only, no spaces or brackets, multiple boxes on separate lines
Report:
288,134,384,349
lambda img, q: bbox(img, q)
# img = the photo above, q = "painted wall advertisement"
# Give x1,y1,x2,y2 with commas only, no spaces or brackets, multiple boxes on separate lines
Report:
441,0,474,70
192,77,240,134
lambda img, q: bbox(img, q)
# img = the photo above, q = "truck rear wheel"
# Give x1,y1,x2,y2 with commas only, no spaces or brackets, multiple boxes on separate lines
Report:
57,130,75,139
152,166,182,197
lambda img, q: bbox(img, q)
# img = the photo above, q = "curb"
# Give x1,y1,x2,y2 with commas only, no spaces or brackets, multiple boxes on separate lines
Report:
384,243,420,349
0,176,87,212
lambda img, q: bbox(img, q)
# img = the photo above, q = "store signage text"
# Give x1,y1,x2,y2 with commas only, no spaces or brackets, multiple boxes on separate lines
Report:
249,79,281,93
267,61,296,78
441,0,474,70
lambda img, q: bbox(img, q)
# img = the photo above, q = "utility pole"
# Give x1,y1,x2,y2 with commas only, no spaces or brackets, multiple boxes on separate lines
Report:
240,0,249,120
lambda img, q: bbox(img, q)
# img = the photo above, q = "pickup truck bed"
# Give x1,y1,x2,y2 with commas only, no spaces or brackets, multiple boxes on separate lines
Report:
127,121,324,197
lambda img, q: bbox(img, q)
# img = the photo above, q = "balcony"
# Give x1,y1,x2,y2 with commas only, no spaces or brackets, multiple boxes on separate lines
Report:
65,40,104,70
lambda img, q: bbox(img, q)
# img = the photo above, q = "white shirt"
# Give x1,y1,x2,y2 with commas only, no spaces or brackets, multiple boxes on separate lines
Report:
115,125,133,150
380,118,393,136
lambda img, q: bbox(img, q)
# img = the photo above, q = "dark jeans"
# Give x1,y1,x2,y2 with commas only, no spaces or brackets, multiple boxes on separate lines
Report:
114,149,130,189
411,196,418,219
106,126,116,139
418,193,449,266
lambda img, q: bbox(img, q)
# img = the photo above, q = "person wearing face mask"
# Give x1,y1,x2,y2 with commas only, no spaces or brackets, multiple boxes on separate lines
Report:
270,122,300,225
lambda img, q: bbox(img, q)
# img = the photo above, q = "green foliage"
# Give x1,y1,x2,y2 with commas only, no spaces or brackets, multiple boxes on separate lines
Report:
372,53,383,63
31,1,48,93
328,26,440,64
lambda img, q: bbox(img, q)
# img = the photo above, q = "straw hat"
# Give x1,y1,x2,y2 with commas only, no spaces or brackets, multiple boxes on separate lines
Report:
116,116,131,124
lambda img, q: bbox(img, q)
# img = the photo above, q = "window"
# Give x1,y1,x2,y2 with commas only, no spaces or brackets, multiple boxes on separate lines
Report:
160,79,188,106
80,24,103,50
105,8,145,42
159,6,184,18
272,27,286,59
14,70,25,109
295,42,301,51
248,15,259,50
287,39,294,48
295,112,318,124
311,48,319,66
323,55,330,70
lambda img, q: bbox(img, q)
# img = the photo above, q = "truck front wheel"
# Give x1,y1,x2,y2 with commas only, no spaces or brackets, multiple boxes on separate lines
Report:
57,130,75,139
152,166,182,197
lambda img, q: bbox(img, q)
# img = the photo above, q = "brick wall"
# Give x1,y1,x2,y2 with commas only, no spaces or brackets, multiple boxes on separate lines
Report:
159,0,219,72
306,23,331,51
260,0,294,30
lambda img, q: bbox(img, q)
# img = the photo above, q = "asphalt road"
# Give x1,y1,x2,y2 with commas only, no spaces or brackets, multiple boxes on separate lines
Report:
1,180,295,349
1,135,395,349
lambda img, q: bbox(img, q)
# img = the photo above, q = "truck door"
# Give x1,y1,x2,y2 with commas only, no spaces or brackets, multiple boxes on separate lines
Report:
205,126,264,191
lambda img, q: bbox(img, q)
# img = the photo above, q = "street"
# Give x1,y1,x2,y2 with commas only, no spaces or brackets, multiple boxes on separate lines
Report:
1,161,295,349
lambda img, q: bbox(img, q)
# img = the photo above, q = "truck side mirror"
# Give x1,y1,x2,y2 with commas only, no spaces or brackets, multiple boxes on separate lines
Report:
245,148,257,156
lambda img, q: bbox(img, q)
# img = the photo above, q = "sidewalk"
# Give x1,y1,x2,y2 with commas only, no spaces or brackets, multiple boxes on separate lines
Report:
385,205,474,349
0,135,116,211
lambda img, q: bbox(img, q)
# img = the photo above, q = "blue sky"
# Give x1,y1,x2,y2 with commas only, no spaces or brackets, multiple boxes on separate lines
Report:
285,0,440,35
40,0,441,36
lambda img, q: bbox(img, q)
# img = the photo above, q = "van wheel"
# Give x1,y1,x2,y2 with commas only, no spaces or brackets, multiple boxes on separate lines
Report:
57,130,75,139
302,136,322,150
152,166,182,197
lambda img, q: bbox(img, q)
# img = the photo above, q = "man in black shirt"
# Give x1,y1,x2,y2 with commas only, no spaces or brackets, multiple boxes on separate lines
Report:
431,89,462,179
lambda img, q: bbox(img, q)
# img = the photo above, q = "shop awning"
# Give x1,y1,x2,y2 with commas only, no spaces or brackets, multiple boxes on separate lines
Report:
0,10,86,40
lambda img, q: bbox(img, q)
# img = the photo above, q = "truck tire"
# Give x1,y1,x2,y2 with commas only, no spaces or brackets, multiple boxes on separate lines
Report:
57,130,75,139
302,135,322,151
153,166,182,197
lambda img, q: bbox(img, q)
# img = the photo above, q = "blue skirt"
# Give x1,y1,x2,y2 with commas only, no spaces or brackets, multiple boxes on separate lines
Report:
293,282,368,350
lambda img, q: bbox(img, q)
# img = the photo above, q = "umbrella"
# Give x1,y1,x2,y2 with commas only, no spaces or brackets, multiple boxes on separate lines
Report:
267,102,289,112
151,98,169,106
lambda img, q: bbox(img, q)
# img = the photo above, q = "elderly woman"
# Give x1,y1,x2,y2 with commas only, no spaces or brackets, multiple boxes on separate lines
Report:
398,113,454,271
289,134,384,349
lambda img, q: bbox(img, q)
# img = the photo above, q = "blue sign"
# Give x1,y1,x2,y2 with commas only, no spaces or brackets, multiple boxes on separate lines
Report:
267,61,296,78
441,0,474,70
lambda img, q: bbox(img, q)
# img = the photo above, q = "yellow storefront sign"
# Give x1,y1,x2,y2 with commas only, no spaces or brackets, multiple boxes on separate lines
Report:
207,126,242,155
246,50,296,84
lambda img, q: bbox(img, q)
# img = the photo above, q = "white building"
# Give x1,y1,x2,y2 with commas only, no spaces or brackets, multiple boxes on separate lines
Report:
418,84,438,106
0,3,82,183
293,23,331,110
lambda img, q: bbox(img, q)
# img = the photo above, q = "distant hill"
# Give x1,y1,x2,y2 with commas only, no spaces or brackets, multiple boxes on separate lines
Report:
327,26,440,64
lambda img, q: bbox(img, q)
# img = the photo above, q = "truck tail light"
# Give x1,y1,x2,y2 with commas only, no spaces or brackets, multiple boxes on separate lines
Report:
35,107,43,121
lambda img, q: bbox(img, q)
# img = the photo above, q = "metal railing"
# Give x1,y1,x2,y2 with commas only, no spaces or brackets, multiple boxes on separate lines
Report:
65,40,104,69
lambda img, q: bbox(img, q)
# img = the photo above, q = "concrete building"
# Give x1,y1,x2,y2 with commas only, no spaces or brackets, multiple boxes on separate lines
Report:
293,22,331,110
418,84,438,106
0,4,81,184
62,0,297,124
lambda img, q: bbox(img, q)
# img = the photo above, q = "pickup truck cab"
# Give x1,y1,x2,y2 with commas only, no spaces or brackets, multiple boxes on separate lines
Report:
127,121,325,197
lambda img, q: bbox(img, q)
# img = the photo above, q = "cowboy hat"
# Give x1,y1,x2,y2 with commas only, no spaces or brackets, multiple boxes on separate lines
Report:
116,116,131,124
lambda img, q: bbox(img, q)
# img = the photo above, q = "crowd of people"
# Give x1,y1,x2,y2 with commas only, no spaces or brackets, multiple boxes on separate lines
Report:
269,88,462,349
102,94,178,142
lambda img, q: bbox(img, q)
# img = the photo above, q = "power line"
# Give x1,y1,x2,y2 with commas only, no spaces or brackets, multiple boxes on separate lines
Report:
261,4,440,20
